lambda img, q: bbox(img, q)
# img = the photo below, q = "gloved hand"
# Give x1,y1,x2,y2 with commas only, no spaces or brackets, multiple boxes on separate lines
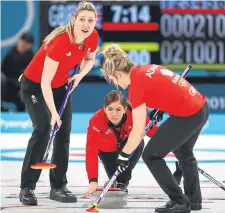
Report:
116,151,130,173
149,109,164,123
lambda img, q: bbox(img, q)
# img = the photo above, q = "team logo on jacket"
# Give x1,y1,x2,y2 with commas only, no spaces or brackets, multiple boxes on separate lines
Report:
160,69,174,77
92,126,100,132
172,74,180,84
189,86,196,96
31,95,37,104
179,79,187,87
87,48,91,54
105,129,112,134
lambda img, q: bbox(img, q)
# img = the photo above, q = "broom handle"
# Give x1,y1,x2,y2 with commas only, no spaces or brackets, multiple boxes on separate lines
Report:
42,65,80,162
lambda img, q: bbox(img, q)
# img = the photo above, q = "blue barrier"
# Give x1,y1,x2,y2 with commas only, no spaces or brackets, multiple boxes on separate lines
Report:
1,112,225,134
1,112,92,133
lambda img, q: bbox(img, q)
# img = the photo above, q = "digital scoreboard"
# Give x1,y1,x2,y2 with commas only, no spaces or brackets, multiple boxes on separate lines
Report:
160,1,225,71
39,1,225,79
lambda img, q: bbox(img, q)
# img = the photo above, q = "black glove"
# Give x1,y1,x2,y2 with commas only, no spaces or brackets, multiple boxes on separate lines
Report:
149,109,164,123
116,151,130,173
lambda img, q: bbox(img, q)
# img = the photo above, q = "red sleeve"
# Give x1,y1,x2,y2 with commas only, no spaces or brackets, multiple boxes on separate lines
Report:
145,116,158,137
46,34,71,61
86,118,101,181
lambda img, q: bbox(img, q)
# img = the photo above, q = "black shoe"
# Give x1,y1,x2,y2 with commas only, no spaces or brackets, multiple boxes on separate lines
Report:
50,186,77,203
155,200,190,213
19,188,37,205
191,203,202,210
116,183,128,193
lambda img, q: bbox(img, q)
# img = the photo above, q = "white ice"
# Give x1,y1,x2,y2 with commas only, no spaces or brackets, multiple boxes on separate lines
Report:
1,134,225,212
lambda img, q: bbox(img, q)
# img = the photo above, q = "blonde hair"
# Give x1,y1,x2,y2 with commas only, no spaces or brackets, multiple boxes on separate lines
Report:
44,1,97,45
101,44,134,82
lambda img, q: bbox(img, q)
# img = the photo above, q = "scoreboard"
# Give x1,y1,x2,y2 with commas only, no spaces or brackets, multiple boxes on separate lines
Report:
160,1,225,71
39,1,225,79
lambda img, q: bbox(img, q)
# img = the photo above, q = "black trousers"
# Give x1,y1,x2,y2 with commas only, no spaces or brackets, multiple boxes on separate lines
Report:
20,76,72,190
99,139,145,186
142,102,209,204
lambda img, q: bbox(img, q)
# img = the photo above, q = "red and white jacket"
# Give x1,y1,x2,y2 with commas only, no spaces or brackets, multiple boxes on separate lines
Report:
85,107,158,182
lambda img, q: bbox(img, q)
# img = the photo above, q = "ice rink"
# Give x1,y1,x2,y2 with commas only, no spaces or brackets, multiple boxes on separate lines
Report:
1,134,225,212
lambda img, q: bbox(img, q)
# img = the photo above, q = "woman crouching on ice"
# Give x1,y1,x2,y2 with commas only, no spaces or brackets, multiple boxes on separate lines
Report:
84,90,158,197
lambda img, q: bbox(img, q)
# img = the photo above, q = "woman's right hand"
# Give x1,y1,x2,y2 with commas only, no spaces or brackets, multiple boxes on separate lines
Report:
84,181,98,198
50,112,62,130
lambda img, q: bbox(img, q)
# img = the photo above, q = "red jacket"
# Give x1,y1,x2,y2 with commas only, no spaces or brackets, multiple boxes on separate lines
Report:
85,107,158,181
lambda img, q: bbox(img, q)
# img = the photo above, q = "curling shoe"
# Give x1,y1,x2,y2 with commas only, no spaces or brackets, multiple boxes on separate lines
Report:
190,203,202,210
50,186,77,203
155,200,190,213
117,183,128,193
19,188,37,205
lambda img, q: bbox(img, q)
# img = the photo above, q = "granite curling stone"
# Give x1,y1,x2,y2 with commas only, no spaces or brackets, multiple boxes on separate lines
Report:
90,187,128,209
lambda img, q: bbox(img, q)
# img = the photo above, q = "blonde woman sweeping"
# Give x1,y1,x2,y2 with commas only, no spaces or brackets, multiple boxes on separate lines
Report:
100,44,208,213
19,1,98,205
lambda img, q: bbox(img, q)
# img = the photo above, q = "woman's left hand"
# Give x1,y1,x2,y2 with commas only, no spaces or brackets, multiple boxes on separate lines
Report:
68,73,83,93
84,181,98,198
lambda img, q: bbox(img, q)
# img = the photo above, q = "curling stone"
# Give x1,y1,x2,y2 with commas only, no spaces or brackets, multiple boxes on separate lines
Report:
90,187,128,209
